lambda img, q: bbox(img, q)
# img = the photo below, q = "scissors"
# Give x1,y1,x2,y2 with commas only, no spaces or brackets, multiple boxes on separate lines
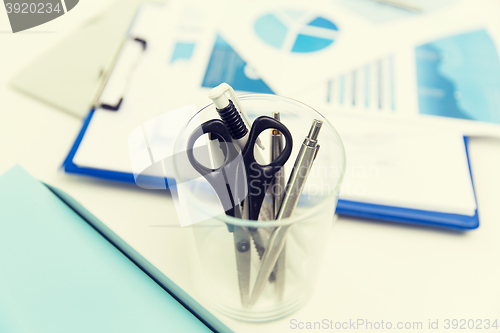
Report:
186,116,293,306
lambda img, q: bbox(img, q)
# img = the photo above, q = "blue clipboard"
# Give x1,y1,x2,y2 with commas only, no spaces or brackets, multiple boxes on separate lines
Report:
63,108,478,231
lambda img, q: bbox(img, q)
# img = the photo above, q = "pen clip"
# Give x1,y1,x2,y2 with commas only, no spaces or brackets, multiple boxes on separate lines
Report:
313,144,320,161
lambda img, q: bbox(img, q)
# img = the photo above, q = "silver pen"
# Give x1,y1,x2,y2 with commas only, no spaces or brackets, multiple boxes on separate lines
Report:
271,112,285,217
249,119,322,306
270,112,286,297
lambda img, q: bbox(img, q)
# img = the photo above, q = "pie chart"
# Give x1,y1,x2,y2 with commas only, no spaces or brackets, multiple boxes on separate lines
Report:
254,10,339,53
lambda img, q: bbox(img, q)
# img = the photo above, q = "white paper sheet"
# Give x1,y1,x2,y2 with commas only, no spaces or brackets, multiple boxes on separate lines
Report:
325,111,476,215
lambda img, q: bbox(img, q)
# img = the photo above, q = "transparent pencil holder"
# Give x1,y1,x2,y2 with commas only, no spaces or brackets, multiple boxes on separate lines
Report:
172,94,345,322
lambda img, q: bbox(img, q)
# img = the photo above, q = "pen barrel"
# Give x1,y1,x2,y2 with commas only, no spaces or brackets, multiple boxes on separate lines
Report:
249,137,320,306
276,141,319,220
249,224,290,306
271,132,285,218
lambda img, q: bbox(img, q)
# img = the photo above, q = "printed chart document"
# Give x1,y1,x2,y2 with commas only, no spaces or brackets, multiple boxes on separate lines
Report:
213,0,500,135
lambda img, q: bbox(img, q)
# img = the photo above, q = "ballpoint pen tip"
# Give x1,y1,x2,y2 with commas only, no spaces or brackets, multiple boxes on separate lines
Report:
308,120,323,141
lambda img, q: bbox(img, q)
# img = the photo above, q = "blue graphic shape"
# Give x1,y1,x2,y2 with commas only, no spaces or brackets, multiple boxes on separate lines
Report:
254,14,288,49
254,11,338,53
202,35,273,94
170,42,195,63
416,29,500,124
292,34,334,53
307,17,338,30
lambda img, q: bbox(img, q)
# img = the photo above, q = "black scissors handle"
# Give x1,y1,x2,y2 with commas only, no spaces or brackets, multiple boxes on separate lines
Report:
242,116,293,220
186,119,245,218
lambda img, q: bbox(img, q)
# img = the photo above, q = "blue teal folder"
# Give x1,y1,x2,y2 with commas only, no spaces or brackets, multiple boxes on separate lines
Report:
0,166,231,333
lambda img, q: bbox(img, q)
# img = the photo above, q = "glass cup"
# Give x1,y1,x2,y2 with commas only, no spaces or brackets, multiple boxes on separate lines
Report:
172,94,345,322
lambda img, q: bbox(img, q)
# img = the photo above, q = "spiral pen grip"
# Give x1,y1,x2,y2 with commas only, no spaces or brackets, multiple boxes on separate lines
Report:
216,100,248,140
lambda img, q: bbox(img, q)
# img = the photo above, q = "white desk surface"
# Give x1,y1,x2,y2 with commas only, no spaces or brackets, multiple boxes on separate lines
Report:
1,2,499,332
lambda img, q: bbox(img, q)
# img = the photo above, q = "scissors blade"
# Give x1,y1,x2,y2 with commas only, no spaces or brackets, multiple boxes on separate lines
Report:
248,228,266,260
248,228,278,283
233,226,251,307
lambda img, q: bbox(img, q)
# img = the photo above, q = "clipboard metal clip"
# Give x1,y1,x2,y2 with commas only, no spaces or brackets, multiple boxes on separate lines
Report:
92,37,147,111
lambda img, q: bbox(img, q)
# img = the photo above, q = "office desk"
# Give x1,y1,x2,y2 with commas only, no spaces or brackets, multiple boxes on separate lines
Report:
1,2,499,331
